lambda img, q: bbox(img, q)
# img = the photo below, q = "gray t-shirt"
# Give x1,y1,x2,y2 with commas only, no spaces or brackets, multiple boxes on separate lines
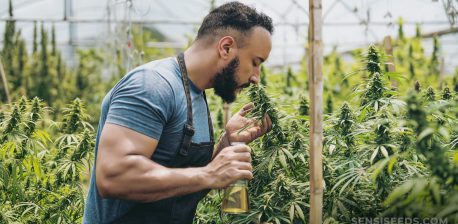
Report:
82,57,211,223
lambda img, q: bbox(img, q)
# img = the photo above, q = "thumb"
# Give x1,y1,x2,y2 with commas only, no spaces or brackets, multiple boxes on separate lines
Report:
238,103,255,116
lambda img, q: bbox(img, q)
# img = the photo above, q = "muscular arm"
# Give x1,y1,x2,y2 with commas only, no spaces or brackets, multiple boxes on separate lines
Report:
96,123,252,203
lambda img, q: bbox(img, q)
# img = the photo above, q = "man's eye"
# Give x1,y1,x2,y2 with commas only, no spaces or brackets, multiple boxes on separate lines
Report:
253,61,257,67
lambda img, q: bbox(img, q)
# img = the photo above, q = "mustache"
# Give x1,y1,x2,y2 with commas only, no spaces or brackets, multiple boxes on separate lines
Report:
237,82,251,89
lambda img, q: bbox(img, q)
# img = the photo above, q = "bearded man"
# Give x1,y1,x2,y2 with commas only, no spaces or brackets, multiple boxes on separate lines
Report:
83,2,274,223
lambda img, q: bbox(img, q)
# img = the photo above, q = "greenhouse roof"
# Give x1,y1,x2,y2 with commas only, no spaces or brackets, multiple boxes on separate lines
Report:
0,0,457,71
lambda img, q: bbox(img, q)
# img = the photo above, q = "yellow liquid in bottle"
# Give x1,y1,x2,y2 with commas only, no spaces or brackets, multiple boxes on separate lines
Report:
221,184,249,213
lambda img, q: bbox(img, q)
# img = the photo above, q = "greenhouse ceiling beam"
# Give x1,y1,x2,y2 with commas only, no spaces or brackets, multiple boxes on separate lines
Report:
339,26,458,55
290,0,308,16
421,26,458,37
0,0,46,17
0,17,451,26
323,0,340,20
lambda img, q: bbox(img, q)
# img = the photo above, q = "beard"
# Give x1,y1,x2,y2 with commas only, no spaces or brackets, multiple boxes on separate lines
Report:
213,57,250,103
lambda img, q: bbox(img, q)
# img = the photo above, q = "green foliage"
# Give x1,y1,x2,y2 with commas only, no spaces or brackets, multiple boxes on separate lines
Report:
196,41,457,223
361,73,386,109
326,94,334,114
441,86,452,100
0,97,94,223
298,95,309,116
2,11,457,223
424,86,436,101
365,45,382,76
337,103,355,154
283,67,295,96
398,17,405,41
382,92,458,219
414,81,421,92
247,84,286,144
36,23,52,103
415,23,421,38
32,21,37,54
453,68,458,93
216,108,224,130
260,65,267,86
430,36,440,76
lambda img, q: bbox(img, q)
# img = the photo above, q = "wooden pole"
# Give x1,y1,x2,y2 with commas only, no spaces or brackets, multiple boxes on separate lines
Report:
308,0,324,223
383,36,397,87
383,36,396,72
0,56,12,104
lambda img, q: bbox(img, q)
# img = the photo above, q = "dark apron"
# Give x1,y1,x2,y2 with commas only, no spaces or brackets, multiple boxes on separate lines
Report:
114,53,215,224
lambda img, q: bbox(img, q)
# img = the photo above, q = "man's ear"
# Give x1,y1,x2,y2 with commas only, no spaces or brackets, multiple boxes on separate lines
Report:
217,36,238,59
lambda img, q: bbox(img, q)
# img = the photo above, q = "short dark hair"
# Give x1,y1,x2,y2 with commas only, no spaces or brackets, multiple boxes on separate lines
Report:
196,2,273,45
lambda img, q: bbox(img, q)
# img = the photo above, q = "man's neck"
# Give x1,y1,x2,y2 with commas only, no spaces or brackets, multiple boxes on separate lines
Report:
183,45,217,91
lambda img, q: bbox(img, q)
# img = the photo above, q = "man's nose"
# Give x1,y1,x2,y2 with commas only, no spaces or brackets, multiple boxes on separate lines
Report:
249,75,259,84
250,67,261,84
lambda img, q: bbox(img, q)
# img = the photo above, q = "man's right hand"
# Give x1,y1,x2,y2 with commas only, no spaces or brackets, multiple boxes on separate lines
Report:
203,144,253,189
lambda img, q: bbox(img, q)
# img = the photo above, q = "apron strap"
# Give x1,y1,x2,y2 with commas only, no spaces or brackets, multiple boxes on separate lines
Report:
176,53,215,156
177,53,195,156
176,53,194,127
202,91,215,143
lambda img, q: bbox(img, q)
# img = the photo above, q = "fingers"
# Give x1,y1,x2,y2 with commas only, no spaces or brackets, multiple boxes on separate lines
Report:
261,114,272,133
207,144,254,188
238,103,254,116
260,116,268,134
253,114,271,134
242,117,257,127
232,161,253,171
218,145,251,162
232,152,252,163
238,170,254,180
246,126,262,140
230,144,251,153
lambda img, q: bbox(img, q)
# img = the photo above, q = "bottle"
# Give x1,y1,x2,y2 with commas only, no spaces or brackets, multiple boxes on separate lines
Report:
221,142,250,214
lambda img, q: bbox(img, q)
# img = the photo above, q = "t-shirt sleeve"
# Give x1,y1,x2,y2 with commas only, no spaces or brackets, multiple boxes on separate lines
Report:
105,69,174,140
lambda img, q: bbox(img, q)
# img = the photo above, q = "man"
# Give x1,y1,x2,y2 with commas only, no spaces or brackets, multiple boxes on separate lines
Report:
83,1,273,223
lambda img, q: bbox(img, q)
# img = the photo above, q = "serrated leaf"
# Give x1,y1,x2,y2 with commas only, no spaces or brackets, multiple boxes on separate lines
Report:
387,155,398,174
32,157,42,179
380,146,389,158
438,127,450,140
453,152,458,165
339,173,359,195
268,153,276,174
370,147,379,164
430,181,441,204
278,150,288,170
289,204,294,222
418,128,434,141
299,154,306,164
383,180,415,206
329,144,336,155
295,204,305,221
437,204,458,217
371,158,390,182
282,148,294,161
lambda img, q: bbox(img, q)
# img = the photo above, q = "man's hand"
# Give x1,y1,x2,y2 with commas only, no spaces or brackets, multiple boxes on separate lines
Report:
204,144,253,189
225,103,272,144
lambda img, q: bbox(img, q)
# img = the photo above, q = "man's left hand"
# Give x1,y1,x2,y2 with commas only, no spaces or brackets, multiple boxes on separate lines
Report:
225,103,272,144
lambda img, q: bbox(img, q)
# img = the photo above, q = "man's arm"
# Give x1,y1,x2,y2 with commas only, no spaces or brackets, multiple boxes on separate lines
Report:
96,123,252,203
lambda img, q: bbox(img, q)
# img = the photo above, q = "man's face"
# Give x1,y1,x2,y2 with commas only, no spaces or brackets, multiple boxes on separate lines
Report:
213,27,272,103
